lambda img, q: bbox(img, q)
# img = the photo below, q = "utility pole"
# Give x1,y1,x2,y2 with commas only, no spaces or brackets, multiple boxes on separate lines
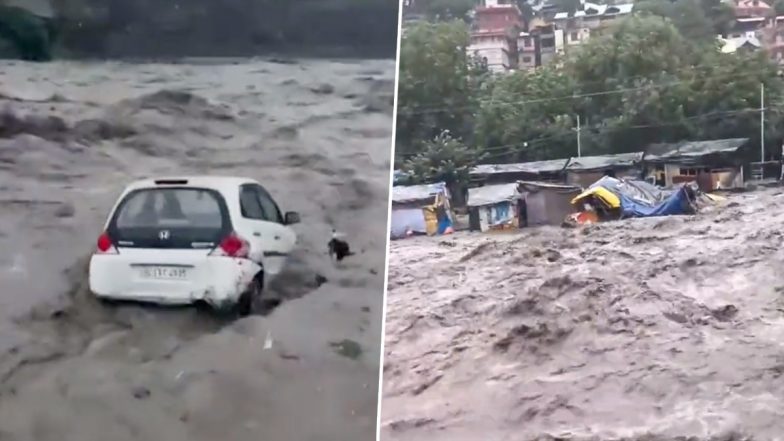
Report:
576,114,582,158
761,82,765,163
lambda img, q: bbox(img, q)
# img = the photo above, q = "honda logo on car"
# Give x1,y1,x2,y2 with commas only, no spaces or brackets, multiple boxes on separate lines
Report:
158,230,170,240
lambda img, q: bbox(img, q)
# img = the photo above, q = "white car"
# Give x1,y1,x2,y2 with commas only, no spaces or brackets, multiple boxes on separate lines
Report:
88,176,299,315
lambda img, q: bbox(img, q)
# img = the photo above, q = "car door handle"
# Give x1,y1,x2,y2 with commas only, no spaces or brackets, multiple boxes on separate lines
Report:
253,232,261,237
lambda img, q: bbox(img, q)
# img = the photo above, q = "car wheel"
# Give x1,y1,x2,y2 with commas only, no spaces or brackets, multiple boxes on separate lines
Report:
236,276,262,317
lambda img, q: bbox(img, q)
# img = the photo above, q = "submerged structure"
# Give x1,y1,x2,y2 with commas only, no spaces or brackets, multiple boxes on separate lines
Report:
642,138,748,191
390,182,454,239
467,181,581,231
568,176,698,225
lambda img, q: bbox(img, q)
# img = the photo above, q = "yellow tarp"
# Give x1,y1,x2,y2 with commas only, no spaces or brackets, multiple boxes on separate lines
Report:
423,205,439,236
571,187,621,209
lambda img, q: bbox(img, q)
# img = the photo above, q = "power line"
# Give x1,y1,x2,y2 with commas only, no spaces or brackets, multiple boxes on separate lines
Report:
397,69,773,117
397,107,764,162
479,108,764,162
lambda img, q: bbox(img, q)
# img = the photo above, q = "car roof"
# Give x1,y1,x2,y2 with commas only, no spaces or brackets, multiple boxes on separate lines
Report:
124,176,258,194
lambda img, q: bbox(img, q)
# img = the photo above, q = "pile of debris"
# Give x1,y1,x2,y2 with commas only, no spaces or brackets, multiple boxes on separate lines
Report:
564,176,708,226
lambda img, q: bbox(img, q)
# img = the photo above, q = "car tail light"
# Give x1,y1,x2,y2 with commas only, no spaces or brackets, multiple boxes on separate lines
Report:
96,232,118,254
210,232,249,258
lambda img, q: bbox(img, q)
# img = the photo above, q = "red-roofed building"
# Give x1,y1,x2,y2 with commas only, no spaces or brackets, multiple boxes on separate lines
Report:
468,0,525,73
734,0,773,18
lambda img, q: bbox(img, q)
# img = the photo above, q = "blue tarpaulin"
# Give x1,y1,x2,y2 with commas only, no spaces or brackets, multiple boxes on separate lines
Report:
619,186,693,218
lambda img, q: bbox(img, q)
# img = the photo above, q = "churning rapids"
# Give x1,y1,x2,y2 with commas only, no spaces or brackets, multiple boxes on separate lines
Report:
0,58,393,441
382,188,784,441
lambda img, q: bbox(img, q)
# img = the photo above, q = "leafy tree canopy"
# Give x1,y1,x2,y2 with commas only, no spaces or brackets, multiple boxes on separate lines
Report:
397,14,784,172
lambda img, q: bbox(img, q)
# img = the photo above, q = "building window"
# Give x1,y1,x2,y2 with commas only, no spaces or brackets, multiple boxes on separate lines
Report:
571,31,579,41
523,37,531,47
679,168,698,176
522,56,532,63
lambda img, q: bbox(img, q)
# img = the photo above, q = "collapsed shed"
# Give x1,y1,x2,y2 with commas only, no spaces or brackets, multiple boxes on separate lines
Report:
467,183,524,232
390,182,454,238
642,138,748,191
467,181,581,231
565,152,644,188
520,181,582,226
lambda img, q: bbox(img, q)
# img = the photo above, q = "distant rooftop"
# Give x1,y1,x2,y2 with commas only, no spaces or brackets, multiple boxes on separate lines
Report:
471,159,569,176
565,152,644,171
553,2,633,20
643,138,749,162
392,182,449,203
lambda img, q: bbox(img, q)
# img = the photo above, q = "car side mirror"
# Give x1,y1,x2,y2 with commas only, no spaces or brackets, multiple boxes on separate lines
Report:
284,211,300,225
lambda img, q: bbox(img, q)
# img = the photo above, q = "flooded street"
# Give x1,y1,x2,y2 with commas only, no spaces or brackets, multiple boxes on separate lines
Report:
382,188,784,441
0,58,393,440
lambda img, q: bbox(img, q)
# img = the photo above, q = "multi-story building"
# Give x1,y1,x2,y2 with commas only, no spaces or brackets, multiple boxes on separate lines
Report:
720,15,784,59
734,0,773,18
506,0,630,70
719,33,763,53
471,29,516,71
763,15,784,62
467,0,525,73
517,31,537,69
532,23,565,66
551,0,633,49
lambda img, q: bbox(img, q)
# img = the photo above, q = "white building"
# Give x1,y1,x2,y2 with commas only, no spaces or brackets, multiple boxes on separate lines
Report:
551,0,633,48
469,30,514,73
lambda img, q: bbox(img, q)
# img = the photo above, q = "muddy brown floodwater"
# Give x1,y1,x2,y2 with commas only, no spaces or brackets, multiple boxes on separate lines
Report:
0,58,393,441
381,187,784,441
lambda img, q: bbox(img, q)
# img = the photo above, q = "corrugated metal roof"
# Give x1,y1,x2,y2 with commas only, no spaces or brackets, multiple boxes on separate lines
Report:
565,152,643,171
470,159,569,176
467,183,521,207
518,180,581,191
644,138,748,161
392,182,448,203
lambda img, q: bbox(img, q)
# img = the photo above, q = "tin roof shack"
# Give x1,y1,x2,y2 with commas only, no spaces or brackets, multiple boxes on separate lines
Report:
642,138,748,191
470,159,569,186
467,183,525,232
390,182,454,239
519,181,582,226
564,152,644,188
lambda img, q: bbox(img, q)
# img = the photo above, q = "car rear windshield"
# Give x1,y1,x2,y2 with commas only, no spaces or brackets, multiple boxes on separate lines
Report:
108,187,231,249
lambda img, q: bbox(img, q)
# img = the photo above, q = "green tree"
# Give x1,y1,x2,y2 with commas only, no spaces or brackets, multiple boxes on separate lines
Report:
635,0,734,40
634,0,715,42
423,0,476,20
396,20,480,158
396,12,784,174
562,16,699,152
0,5,53,60
403,130,483,205
776,0,784,15
475,66,579,161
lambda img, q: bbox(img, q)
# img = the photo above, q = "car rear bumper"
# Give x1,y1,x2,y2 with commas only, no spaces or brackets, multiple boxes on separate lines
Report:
88,254,262,309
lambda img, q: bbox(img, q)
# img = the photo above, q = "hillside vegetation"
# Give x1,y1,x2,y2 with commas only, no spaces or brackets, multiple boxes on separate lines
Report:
0,0,399,60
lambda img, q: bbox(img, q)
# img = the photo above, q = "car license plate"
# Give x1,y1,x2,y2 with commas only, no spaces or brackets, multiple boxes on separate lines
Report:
138,266,189,280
